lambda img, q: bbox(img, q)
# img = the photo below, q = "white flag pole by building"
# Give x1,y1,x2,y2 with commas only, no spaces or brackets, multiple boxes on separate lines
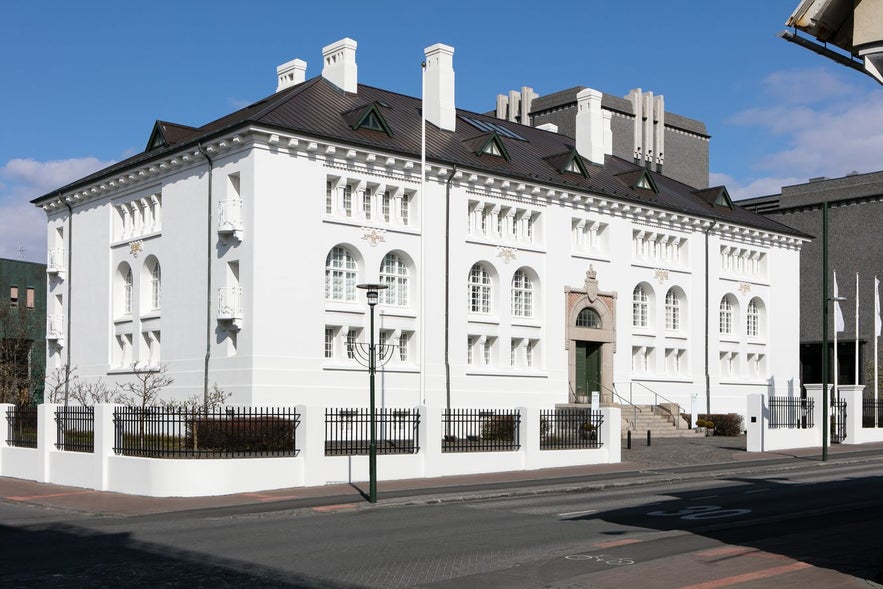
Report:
876,276,881,423
833,271,844,403
856,272,860,385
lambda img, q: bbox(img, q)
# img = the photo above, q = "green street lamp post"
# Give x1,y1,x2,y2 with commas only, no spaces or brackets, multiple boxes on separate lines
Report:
356,283,388,503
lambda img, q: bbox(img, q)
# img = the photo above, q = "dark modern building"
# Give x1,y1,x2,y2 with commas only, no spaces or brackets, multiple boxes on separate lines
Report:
0,258,47,404
740,171,883,388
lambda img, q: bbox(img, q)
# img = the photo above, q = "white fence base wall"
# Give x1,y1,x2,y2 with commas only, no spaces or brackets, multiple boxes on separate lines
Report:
746,387,824,452
0,403,621,498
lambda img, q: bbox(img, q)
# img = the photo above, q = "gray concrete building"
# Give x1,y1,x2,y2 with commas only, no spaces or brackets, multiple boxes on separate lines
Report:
740,171,883,388
492,86,710,189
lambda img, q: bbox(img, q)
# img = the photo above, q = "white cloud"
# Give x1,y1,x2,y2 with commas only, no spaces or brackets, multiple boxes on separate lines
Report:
711,172,804,201
719,68,883,199
0,157,114,263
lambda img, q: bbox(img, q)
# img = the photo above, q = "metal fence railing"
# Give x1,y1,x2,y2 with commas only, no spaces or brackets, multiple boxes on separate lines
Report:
768,396,814,429
863,399,883,428
55,406,95,453
5,406,38,448
324,408,420,456
540,408,603,450
441,409,520,453
113,406,300,458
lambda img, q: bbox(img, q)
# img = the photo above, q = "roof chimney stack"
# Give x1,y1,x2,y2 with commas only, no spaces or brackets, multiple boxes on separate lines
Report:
322,38,358,93
276,58,307,92
575,88,611,165
424,43,456,132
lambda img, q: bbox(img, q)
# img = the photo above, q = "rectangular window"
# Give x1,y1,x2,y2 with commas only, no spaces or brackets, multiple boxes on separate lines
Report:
467,336,475,365
10,286,18,307
325,327,335,359
511,214,518,239
400,193,409,225
363,188,372,220
26,288,35,310
527,340,537,367
398,332,409,362
510,339,518,367
343,185,353,217
496,213,502,236
382,191,391,222
480,208,488,235
346,328,358,359
483,337,494,366
526,215,534,240
326,180,333,214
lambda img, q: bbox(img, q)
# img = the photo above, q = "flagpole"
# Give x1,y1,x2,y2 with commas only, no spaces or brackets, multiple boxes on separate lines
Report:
876,276,880,426
855,272,860,385
834,270,840,411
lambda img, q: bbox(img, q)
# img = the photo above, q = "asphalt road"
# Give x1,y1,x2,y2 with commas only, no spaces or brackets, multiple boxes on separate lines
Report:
2,462,882,588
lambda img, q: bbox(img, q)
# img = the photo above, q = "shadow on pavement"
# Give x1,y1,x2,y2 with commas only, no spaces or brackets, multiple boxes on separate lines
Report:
0,522,359,588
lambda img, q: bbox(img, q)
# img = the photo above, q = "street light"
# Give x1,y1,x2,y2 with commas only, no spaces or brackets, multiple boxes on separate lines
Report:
356,283,388,503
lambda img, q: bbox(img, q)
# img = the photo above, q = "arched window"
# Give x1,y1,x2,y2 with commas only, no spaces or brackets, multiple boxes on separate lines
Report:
665,289,680,331
720,296,734,334
124,267,133,314
380,253,408,306
325,246,357,301
150,262,161,310
468,263,491,313
747,298,761,337
576,308,601,328
632,285,648,328
511,269,533,318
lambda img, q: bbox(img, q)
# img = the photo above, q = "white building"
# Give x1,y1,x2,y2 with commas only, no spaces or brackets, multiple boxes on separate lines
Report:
33,39,807,418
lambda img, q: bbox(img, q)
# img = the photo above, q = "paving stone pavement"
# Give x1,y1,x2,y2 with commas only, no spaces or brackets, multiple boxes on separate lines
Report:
619,434,748,468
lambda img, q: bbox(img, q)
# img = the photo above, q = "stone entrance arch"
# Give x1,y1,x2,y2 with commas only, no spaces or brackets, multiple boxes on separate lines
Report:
565,266,617,404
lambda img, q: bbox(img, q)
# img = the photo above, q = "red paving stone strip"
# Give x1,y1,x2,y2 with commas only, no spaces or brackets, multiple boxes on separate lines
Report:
7,490,96,501
676,562,812,589
311,503,357,512
592,538,647,549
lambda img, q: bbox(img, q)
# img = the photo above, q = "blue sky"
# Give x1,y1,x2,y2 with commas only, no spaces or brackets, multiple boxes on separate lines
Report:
2,0,881,263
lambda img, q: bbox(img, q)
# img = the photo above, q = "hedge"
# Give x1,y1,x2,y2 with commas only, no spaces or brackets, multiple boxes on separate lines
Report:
698,413,744,436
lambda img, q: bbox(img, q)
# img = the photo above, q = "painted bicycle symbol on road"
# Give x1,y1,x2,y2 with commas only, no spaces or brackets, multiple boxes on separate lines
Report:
646,505,751,520
565,554,635,566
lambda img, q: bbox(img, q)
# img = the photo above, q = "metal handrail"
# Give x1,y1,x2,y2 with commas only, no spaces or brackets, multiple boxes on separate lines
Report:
593,380,642,432
629,381,684,429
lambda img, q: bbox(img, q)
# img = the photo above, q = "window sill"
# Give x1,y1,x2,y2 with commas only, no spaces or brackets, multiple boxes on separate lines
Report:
322,217,420,236
140,310,161,321
111,231,161,248
467,314,500,326
114,316,134,325
466,368,547,377
571,251,610,263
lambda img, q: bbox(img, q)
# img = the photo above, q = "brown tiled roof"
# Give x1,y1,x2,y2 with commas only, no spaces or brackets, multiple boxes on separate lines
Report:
32,76,807,238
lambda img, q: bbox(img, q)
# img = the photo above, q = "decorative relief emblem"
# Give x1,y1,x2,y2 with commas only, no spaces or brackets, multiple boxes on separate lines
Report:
361,227,386,247
497,246,517,264
739,282,751,294
654,269,669,284
584,264,599,302
129,240,143,257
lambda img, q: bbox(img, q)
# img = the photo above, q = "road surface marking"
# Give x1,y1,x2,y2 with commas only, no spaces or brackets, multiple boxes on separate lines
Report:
557,509,597,517
676,562,811,589
691,495,719,500
6,490,95,501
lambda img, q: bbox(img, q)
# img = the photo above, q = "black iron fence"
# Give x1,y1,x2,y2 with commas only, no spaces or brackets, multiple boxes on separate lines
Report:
55,406,95,453
862,398,883,428
768,396,814,429
831,399,847,444
5,406,38,448
113,406,300,458
441,409,520,453
325,408,419,456
540,408,603,450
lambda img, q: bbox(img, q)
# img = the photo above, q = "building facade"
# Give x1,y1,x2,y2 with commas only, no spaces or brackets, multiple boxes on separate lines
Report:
741,171,883,388
33,39,806,417
0,258,47,404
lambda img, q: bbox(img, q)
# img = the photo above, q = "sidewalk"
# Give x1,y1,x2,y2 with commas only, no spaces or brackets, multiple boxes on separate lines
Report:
2,436,882,518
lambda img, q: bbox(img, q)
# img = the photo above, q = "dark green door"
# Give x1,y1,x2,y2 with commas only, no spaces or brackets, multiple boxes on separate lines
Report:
575,341,601,398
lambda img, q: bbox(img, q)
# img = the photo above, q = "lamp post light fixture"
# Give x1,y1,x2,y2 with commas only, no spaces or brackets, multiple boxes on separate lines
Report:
356,283,388,503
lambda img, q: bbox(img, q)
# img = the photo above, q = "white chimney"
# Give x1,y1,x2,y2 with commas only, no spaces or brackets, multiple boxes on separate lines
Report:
424,43,456,132
575,88,609,165
321,38,358,93
276,58,307,92
537,122,558,133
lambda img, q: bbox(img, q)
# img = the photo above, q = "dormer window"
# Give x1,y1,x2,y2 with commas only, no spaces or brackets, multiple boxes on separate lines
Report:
466,131,510,161
344,102,393,136
614,168,659,195
544,150,589,178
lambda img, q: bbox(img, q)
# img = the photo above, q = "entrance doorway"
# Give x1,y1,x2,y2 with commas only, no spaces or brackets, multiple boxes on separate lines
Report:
575,341,601,400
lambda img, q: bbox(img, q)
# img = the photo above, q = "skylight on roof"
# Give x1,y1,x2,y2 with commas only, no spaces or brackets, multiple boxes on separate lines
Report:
460,116,526,141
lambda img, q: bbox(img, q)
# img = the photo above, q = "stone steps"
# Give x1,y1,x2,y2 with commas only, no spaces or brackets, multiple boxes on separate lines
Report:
621,404,705,438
